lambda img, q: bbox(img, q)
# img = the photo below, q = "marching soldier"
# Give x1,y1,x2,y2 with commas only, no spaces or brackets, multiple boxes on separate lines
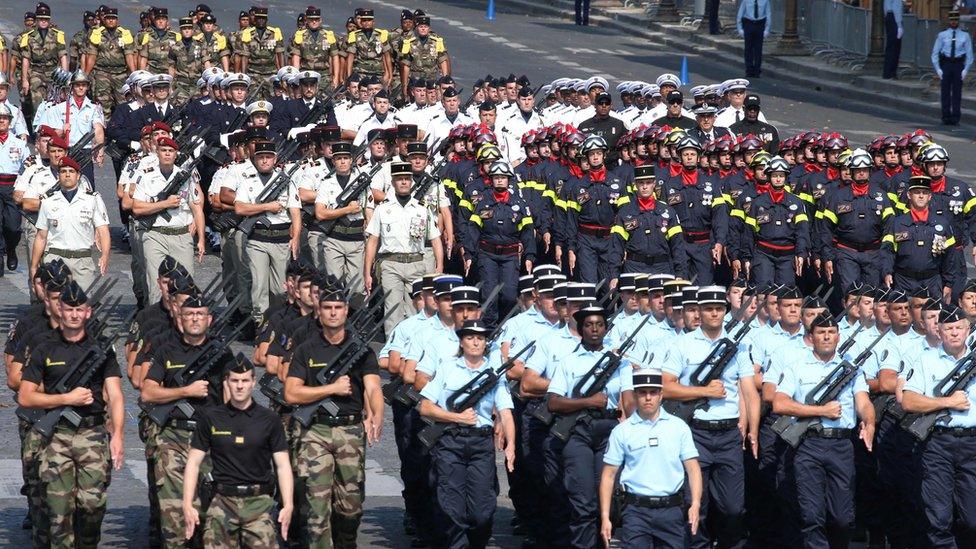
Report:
40,69,106,183
741,156,809,285
313,140,368,293
69,12,97,71
289,7,340,92
18,2,68,125
140,293,233,547
134,74,178,126
364,161,445,333
229,10,252,72
345,10,392,87
195,13,231,71
29,157,110,290
399,15,450,101
170,18,210,106
18,280,126,548
82,7,137,115
131,137,206,302
285,287,385,547
0,103,27,275
182,358,294,547
239,7,285,99
139,8,180,74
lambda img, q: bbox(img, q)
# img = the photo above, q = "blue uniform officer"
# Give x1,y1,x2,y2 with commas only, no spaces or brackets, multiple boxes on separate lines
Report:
737,0,772,77
601,367,703,548
931,10,973,125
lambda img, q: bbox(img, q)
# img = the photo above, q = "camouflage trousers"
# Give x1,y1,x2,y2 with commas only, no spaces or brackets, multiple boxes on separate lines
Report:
139,412,162,546
204,493,278,548
156,425,212,548
297,422,366,549
39,423,112,549
26,71,55,121
172,83,196,109
90,68,128,116
19,417,50,548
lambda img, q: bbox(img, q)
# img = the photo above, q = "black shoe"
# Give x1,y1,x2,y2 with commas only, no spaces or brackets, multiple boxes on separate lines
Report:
6,254,16,271
21,512,31,530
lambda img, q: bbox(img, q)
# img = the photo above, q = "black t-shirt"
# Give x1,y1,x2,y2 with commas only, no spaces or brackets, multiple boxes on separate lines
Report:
287,331,379,416
127,300,170,345
268,313,319,358
13,323,60,364
145,337,233,415
135,325,179,366
21,332,122,417
256,301,300,345
191,400,288,485
4,302,46,356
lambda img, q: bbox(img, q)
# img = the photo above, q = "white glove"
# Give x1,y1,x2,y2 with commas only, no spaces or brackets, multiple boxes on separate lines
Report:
287,124,316,140
191,136,206,159
130,141,141,151
219,132,231,149
896,27,903,39
936,70,944,79
964,70,970,80
738,30,745,38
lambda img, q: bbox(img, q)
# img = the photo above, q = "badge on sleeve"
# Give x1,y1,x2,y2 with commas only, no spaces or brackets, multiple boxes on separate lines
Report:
648,438,659,447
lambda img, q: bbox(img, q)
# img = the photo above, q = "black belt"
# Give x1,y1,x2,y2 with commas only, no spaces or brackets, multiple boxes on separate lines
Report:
835,239,881,252
933,426,976,437
812,427,853,439
0,174,16,184
939,54,967,63
252,228,290,238
479,241,520,255
64,415,106,429
585,408,620,421
447,425,493,437
691,418,738,431
47,247,91,259
170,419,198,432
214,482,275,497
896,268,938,280
313,413,362,427
627,250,670,265
622,491,683,509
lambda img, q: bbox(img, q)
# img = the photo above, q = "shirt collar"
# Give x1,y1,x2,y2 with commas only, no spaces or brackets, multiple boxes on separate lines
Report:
227,399,257,416
628,409,673,425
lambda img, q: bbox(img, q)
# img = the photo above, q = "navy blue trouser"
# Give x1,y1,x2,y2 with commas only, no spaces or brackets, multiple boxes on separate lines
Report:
476,251,518,329
620,504,688,548
751,249,795,286
792,436,855,548
521,401,550,539
707,0,722,34
893,272,943,300
622,258,678,278
883,13,902,79
544,432,573,546
834,247,882,296
402,406,439,542
939,57,965,124
876,414,924,548
506,396,528,525
685,241,715,285
747,413,795,547
689,426,745,549
741,18,767,76
919,431,976,548
853,424,885,539
562,417,616,548
431,431,498,549
576,232,615,284
575,0,591,25
0,185,21,264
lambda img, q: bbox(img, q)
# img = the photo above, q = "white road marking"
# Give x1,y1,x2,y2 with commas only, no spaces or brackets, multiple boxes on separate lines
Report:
489,36,508,43
0,459,22,499
472,30,493,37
127,459,149,487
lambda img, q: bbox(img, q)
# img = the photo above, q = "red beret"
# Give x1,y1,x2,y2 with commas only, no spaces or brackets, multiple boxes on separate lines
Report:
156,137,179,150
37,125,58,139
60,157,81,171
141,124,154,137
48,136,68,150
152,121,172,134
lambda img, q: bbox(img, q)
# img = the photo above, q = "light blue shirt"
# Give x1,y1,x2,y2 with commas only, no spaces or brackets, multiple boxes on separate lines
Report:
548,346,633,410
379,310,431,359
630,321,678,371
420,355,514,428
737,0,772,31
604,409,699,497
663,328,755,420
606,310,646,348
764,337,812,385
777,350,869,429
0,133,28,176
903,346,976,428
750,323,805,374
931,27,974,75
404,315,459,376
884,0,903,29
504,306,560,358
838,317,857,342
1,100,29,138
41,97,106,148
845,326,900,380
525,324,580,380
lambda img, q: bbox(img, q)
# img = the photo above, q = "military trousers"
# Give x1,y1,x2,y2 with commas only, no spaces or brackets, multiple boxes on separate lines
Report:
876,415,923,548
204,493,278,549
140,227,195,303
307,229,329,272
156,424,211,548
561,417,616,549
576,233,615,285
91,68,128,115
750,249,795,286
221,228,253,315
685,241,716,286
834,247,883,297
543,432,573,547
688,425,745,549
298,422,366,549
892,271,943,300
520,403,550,540
139,412,163,547
43,250,97,292
323,237,365,294
621,258,679,278
792,435,855,549
619,503,688,549
378,255,426,335
430,431,498,549
129,219,149,307
918,430,976,548
0,185,23,265
245,238,290,324
748,412,797,548
19,417,49,548
39,422,112,549
476,251,519,330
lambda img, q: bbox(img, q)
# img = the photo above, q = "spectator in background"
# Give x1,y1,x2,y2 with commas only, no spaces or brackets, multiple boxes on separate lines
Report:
576,0,591,26
883,0,904,79
931,10,973,125
737,0,772,77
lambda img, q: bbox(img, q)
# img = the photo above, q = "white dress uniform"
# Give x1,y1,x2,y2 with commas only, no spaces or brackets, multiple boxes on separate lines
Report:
35,187,110,290
714,105,767,128
498,109,545,166
234,162,301,324
132,163,202,302
314,167,368,293
424,110,474,149
353,112,397,146
366,193,442,333
213,160,253,314
18,164,94,255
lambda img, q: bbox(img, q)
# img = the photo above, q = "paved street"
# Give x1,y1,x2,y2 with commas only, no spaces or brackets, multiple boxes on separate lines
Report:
0,0,971,546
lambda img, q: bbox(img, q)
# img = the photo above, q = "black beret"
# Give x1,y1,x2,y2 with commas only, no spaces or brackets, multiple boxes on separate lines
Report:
319,289,348,303
154,8,169,16
778,286,803,300
196,3,212,12
181,294,208,309
478,101,496,112
415,15,431,25
802,295,827,309
517,75,531,87
306,7,321,17
401,9,414,20
59,281,89,306
940,305,966,324
179,17,194,28
374,89,390,100
886,290,909,304
595,92,612,105
963,279,976,294
923,299,943,312
442,87,459,98
332,141,353,156
810,312,839,329
517,87,534,98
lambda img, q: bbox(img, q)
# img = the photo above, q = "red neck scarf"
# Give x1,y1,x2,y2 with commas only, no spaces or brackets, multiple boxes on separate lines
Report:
658,158,669,169
637,196,656,211
568,163,585,179
73,97,85,109
719,167,736,179
826,166,841,181
755,182,770,195
883,165,903,178
493,190,510,203
910,165,925,177
669,162,682,178
744,168,755,182
910,207,929,223
803,162,822,173
589,166,607,183
0,132,7,145
525,158,540,167
633,157,646,167
769,187,785,203
930,176,946,194
681,168,698,186
851,181,869,197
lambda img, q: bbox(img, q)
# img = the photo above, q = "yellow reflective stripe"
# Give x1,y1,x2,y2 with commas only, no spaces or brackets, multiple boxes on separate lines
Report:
745,216,758,229
730,209,745,220
565,200,581,211
882,207,894,219
666,225,683,239
798,192,814,204
882,234,895,244
896,202,909,213
821,209,838,224
459,199,474,212
814,210,824,219
965,197,976,214
611,225,630,240
944,236,957,248
542,189,556,200
469,214,483,227
555,199,568,211
886,192,899,202
794,213,809,223
711,195,727,206
517,216,534,231
616,195,631,206
442,178,457,190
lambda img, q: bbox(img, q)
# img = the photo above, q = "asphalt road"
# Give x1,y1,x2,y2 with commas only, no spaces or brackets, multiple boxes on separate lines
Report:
0,0,971,546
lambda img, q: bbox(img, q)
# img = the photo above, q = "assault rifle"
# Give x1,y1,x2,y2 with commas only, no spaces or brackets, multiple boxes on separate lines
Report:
17,295,125,439
314,160,386,237
418,342,537,449
772,330,886,448
899,344,976,441
135,154,206,230
410,139,448,202
301,143,369,228
663,306,763,423
227,141,305,236
67,131,95,161
550,314,653,442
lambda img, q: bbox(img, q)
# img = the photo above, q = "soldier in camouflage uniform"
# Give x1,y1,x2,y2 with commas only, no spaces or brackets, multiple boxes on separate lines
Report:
0,34,8,78
388,10,415,101
289,7,340,92
195,13,231,72
8,13,36,86
69,12,96,71
19,3,68,125
284,288,384,548
139,8,180,74
83,7,136,115
183,359,293,549
345,9,392,87
170,18,209,106
229,10,252,72
240,7,284,99
17,280,125,549
399,16,450,103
